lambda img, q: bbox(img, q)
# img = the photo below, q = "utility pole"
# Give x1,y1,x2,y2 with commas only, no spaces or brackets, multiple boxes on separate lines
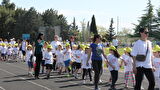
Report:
117,16,119,35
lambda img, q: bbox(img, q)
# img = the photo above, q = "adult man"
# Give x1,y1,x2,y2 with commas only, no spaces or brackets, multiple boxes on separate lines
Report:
50,35,61,70
112,36,119,49
131,28,155,90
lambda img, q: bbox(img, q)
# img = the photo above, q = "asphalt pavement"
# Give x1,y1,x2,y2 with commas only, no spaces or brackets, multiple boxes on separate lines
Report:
0,60,159,90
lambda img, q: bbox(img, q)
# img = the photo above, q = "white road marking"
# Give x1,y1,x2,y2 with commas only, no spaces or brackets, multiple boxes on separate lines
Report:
3,63,94,90
0,86,5,90
0,68,51,90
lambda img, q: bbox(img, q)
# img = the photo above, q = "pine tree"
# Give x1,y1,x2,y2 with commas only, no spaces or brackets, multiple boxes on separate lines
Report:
90,15,98,35
108,18,115,42
133,0,154,37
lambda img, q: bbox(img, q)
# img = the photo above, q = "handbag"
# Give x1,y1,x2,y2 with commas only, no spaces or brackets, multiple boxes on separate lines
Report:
136,42,149,62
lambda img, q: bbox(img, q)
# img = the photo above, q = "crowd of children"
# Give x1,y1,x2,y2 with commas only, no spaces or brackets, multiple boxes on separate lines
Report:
0,37,160,90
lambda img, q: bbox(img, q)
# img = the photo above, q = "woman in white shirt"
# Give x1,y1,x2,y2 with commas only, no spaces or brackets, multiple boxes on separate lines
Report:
131,28,155,90
107,45,120,89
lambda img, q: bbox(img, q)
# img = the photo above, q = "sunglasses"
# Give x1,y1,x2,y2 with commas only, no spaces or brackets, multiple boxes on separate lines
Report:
144,31,149,34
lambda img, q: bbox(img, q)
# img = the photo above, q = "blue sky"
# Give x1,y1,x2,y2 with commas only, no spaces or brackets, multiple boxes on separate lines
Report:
4,0,160,31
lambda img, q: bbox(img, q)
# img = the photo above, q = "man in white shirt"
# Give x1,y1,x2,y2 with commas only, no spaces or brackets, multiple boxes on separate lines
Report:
50,35,61,70
131,28,155,90
112,37,119,49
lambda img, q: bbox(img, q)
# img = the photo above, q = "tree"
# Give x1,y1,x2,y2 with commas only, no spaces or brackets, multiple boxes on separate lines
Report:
90,15,98,35
58,14,70,41
0,0,15,39
108,18,115,42
151,8,160,40
69,17,79,37
118,28,133,36
133,0,155,37
42,9,58,27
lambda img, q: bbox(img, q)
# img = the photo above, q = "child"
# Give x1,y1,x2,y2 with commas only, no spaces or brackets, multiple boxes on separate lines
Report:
1,43,7,61
121,47,135,88
13,43,19,60
71,44,78,74
63,43,72,76
25,45,34,76
81,46,92,84
74,44,84,79
6,44,13,61
107,46,120,89
44,45,53,79
42,42,48,74
0,43,2,60
55,44,64,75
152,45,160,89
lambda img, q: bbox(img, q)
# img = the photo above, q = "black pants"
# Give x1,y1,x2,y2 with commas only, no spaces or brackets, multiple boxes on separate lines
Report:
92,60,102,88
134,67,155,90
82,68,92,81
52,53,56,71
35,54,42,77
110,70,118,87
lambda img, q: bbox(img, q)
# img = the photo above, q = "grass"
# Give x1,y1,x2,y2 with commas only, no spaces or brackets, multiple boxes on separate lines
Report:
104,47,125,55
103,47,125,70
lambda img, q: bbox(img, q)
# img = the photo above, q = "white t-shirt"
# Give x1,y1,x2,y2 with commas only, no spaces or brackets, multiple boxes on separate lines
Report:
22,41,26,51
0,46,2,53
112,39,119,46
75,50,84,63
50,41,61,53
81,53,92,69
1,46,7,54
56,50,64,63
13,47,19,55
131,40,153,68
121,54,133,72
63,49,72,61
153,57,160,77
4,41,8,44
10,41,16,45
0,41,3,44
44,51,53,64
71,50,76,61
7,48,13,55
107,54,120,71
25,50,33,62
42,48,47,60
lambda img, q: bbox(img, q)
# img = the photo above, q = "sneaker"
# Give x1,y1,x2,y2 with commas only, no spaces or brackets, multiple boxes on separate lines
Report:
74,74,78,79
99,79,103,83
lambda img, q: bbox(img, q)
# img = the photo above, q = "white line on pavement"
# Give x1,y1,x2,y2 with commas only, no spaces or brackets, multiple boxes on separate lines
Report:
5,63,94,89
0,86,5,90
0,68,52,90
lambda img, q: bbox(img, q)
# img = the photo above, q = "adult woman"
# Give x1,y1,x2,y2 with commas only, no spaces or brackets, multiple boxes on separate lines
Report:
34,33,45,79
87,34,108,90
131,28,155,90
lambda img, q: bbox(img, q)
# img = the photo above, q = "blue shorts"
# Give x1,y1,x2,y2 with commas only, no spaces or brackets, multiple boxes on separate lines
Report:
27,61,33,68
1,53,6,57
64,59,71,67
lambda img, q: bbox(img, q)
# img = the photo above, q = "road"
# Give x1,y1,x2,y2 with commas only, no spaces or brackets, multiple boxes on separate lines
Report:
0,61,159,90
